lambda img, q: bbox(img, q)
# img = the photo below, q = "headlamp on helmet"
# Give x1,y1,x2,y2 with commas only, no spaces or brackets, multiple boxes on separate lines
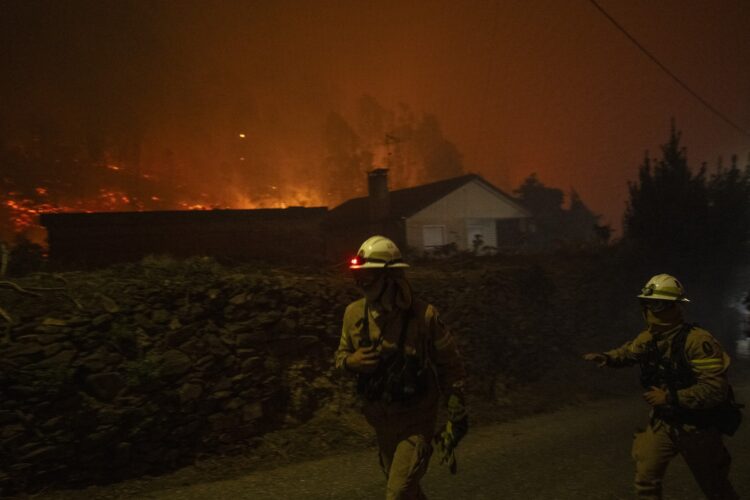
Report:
349,235,409,270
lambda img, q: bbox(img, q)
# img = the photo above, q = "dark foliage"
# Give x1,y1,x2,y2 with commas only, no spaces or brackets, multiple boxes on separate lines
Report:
6,235,46,277
624,123,750,273
514,174,608,249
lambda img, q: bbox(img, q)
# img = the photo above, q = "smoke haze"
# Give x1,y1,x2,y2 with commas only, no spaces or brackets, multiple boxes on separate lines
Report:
1,0,749,239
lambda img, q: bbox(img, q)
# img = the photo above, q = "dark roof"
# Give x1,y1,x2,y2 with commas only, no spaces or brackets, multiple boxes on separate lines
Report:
325,173,529,228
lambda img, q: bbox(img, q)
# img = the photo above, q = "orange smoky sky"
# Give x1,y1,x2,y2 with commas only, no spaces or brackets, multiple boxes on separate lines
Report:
1,0,749,234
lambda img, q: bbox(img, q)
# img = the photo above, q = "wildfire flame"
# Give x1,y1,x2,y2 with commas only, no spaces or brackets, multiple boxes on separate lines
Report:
1,139,335,246
4,196,69,237
3,178,329,244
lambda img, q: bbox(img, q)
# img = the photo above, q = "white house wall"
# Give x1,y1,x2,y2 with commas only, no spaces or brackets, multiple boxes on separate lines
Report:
405,180,530,251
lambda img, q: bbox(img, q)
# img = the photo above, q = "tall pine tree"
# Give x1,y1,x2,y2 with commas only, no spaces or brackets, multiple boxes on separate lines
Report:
623,122,710,274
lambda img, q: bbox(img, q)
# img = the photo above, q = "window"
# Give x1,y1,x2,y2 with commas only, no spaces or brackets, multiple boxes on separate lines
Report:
422,225,446,249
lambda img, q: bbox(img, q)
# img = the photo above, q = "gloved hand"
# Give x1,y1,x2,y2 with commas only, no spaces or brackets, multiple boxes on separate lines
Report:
345,345,380,374
434,393,468,474
446,392,468,439
582,353,608,368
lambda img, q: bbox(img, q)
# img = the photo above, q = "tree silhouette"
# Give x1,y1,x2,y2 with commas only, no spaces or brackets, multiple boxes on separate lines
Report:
514,173,605,248
623,122,750,277
514,173,565,217
623,123,710,273
706,154,750,266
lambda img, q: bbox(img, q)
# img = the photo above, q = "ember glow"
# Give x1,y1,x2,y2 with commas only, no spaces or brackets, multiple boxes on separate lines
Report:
5,196,70,236
227,185,328,210
1,170,332,243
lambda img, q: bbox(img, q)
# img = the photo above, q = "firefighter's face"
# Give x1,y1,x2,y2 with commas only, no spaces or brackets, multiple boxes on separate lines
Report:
640,299,682,328
352,269,386,299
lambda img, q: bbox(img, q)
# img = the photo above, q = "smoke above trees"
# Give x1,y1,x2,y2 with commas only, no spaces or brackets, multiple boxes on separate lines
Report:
0,88,466,242
322,95,464,203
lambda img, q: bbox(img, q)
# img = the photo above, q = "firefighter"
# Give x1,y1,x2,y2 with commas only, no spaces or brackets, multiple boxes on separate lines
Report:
335,235,467,500
584,274,740,499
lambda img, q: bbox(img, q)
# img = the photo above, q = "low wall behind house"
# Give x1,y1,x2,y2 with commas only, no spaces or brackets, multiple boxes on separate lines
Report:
40,208,327,267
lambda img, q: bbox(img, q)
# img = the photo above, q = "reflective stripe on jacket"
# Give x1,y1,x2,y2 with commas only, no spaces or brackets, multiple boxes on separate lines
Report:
604,324,731,410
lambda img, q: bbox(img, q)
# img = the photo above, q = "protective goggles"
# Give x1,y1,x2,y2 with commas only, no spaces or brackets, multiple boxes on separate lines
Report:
639,299,674,313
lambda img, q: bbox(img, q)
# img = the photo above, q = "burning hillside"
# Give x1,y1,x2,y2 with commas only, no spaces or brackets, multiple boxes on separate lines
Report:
1,151,331,245
1,96,465,245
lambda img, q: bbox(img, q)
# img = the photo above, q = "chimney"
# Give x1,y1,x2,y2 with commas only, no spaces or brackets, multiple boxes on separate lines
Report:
368,168,390,223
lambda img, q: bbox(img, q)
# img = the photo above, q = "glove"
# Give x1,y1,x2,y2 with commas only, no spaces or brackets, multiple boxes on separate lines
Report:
446,392,468,441
433,392,468,474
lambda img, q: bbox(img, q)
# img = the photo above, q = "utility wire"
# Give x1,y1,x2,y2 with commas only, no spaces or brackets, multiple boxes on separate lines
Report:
588,0,750,139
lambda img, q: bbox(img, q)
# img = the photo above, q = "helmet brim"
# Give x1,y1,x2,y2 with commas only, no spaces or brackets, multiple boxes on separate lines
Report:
350,262,410,270
636,294,690,303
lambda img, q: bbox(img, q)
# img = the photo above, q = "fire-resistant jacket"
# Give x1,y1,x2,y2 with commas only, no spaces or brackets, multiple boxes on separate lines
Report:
603,324,731,410
335,297,466,418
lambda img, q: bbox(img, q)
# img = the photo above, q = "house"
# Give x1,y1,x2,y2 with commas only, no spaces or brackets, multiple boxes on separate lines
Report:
39,170,534,268
324,169,533,261
40,207,327,267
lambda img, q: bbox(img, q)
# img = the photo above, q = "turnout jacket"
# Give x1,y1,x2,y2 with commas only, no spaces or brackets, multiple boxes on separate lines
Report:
335,297,465,421
603,323,731,410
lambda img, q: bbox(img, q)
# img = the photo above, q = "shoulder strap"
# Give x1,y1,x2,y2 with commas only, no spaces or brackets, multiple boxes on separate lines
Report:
672,323,694,365
396,305,415,352
362,301,414,351
362,301,372,347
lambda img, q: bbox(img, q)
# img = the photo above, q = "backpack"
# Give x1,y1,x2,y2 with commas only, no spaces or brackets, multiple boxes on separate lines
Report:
641,324,744,436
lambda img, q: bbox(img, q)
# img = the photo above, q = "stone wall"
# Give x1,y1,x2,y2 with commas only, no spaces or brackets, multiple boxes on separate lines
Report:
0,253,641,495
0,257,359,494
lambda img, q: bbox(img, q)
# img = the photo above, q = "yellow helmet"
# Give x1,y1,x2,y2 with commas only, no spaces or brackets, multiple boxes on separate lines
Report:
637,274,690,302
349,235,409,269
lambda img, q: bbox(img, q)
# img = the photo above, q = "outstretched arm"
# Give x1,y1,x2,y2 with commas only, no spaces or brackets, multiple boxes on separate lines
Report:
583,339,640,368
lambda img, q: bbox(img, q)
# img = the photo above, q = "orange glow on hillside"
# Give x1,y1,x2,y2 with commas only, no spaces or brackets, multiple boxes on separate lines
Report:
3,179,330,243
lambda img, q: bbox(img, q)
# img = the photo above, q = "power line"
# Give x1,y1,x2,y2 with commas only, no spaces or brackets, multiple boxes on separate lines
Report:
588,0,750,139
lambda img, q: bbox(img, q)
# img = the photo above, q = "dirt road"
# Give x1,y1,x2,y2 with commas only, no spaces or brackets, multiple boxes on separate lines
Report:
57,383,747,500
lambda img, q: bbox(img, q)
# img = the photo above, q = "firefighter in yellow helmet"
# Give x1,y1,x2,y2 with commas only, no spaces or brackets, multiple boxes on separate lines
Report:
584,274,741,499
335,236,467,500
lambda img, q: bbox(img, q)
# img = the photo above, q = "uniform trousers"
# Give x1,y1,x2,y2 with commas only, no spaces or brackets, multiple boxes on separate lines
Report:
377,427,433,500
631,421,738,499
365,395,438,500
